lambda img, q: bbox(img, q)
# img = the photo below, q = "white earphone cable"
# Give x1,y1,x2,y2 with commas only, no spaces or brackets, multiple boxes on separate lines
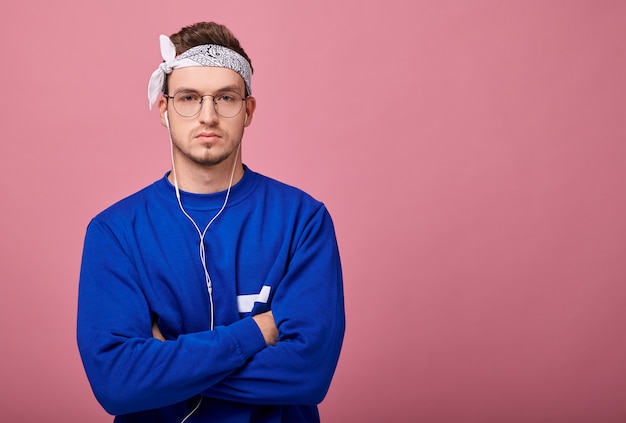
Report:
165,111,240,331
180,396,203,423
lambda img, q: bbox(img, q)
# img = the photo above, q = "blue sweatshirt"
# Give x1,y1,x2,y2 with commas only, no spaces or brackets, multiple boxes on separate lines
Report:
77,167,345,422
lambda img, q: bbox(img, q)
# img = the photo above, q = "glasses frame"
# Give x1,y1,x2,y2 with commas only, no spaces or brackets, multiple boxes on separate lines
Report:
164,90,247,119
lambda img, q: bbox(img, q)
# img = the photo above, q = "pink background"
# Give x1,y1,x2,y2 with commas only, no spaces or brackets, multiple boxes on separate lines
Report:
1,1,625,421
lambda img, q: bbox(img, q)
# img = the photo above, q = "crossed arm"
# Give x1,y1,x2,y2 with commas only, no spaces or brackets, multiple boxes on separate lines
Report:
153,311,279,346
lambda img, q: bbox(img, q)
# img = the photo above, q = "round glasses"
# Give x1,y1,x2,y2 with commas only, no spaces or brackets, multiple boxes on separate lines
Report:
165,90,246,118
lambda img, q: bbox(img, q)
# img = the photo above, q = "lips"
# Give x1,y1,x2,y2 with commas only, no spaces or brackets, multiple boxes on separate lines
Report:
196,132,219,138
195,131,221,141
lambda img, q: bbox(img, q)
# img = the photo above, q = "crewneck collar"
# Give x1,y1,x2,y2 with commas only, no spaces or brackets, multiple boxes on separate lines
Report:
155,164,259,211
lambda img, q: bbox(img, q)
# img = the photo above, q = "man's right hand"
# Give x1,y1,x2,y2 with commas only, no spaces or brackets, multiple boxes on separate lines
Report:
252,310,278,346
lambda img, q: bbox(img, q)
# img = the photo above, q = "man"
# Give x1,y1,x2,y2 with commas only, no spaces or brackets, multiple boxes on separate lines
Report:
77,22,345,422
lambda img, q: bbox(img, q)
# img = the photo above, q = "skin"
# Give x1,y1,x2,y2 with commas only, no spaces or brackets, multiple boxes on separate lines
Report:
152,65,277,346
158,66,255,194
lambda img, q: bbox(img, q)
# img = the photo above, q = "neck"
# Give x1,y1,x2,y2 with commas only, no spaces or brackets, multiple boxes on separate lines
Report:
169,152,244,194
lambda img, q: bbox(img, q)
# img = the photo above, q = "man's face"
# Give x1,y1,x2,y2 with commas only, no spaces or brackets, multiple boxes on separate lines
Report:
158,66,255,170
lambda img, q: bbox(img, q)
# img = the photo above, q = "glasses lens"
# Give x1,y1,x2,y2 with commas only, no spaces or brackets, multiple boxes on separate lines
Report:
172,91,202,117
171,91,245,118
214,92,244,118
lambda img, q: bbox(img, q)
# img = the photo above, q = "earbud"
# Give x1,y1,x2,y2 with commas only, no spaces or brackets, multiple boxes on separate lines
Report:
244,113,248,124
164,111,170,129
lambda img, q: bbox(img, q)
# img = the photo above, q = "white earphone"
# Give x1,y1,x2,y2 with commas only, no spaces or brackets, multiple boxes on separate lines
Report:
162,101,239,423
163,106,240,332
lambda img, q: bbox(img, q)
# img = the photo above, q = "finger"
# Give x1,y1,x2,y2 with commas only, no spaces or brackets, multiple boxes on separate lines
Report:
152,322,166,341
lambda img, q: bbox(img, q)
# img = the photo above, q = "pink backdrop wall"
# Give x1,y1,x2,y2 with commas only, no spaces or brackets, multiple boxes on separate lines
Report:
1,1,625,421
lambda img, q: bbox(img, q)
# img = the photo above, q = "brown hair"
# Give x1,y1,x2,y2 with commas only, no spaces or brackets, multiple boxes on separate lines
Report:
163,22,252,95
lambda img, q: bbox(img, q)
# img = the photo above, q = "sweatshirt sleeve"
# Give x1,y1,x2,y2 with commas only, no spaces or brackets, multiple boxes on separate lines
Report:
202,205,346,405
76,218,267,416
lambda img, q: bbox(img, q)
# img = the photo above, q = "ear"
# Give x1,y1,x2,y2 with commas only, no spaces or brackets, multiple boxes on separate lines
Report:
243,96,257,128
158,96,168,127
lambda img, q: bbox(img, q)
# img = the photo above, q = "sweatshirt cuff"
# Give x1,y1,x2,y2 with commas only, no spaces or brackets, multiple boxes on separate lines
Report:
226,316,267,361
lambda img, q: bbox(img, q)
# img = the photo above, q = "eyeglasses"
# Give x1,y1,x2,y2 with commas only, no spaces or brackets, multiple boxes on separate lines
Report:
165,90,246,118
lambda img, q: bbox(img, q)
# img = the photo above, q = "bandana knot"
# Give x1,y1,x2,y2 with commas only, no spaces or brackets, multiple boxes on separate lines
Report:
159,62,173,74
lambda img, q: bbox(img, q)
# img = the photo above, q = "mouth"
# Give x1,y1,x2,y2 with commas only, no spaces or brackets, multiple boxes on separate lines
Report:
195,132,220,141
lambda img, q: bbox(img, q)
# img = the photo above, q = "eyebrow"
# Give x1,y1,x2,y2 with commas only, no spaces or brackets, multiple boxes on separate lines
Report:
174,85,244,96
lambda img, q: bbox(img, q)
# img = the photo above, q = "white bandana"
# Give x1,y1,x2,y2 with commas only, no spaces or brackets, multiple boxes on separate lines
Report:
148,35,252,109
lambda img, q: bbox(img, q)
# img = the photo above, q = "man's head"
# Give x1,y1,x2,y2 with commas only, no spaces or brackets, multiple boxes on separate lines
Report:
148,22,257,179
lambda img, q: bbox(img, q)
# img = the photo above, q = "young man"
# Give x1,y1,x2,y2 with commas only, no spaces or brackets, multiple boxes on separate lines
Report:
77,22,345,422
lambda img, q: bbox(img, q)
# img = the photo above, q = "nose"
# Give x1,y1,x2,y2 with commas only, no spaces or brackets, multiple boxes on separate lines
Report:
198,95,219,125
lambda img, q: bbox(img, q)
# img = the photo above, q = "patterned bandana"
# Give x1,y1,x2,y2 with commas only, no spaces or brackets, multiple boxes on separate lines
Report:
148,35,252,109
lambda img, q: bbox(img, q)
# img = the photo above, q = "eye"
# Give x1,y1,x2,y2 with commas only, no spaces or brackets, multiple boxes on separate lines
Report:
217,94,235,102
175,91,201,102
